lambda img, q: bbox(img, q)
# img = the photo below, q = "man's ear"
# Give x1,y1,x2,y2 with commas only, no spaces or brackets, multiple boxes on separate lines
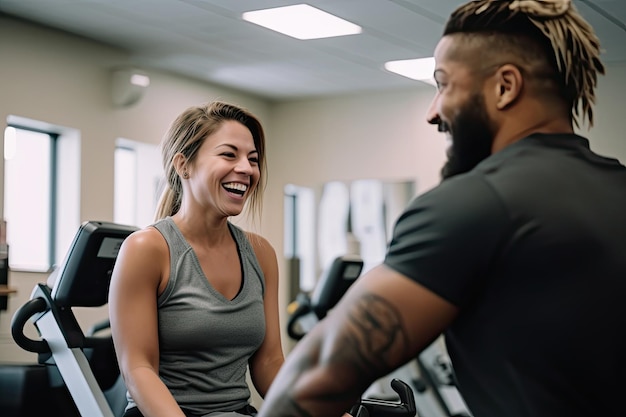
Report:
493,64,523,110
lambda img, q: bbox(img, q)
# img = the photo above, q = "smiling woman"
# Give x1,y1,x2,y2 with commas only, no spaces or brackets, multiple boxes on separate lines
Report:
108,101,284,417
153,102,267,223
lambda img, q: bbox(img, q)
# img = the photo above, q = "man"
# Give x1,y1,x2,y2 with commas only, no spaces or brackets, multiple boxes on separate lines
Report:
259,1,626,416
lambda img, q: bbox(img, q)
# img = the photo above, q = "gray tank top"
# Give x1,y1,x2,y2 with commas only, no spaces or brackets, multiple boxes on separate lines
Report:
125,217,266,416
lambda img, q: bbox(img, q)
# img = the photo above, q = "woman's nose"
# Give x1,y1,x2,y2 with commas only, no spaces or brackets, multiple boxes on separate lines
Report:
235,158,253,174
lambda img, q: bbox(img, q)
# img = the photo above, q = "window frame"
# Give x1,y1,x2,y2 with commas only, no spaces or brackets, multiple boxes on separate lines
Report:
4,124,59,272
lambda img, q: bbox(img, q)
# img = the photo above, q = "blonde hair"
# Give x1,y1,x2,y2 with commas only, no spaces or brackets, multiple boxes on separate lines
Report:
444,0,605,127
154,101,267,222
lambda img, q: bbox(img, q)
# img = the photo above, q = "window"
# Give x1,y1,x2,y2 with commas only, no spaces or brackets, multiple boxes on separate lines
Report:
3,117,80,272
114,146,137,226
284,184,316,294
114,138,162,228
3,126,53,271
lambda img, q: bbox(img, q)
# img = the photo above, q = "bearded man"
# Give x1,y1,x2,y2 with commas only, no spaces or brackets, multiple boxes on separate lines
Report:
258,1,626,416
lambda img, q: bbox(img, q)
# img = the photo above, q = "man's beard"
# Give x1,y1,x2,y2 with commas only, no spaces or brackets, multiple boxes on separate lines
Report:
440,93,496,180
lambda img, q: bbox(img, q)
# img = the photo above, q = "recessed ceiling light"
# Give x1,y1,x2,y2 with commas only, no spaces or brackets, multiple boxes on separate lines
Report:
130,73,150,87
242,4,362,40
384,57,436,86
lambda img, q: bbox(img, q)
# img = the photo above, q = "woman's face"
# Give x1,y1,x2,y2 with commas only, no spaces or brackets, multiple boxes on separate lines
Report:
185,120,260,218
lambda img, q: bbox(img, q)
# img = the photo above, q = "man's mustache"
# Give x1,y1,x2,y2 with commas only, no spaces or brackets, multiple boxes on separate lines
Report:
438,121,450,132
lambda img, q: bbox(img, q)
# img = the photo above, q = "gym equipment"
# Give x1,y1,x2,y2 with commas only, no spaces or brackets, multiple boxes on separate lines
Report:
6,220,466,417
350,378,417,417
10,220,138,417
416,347,471,417
287,254,364,340
287,255,472,417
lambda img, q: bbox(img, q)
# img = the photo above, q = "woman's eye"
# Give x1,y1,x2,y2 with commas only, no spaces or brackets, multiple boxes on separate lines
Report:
249,157,259,164
221,152,235,158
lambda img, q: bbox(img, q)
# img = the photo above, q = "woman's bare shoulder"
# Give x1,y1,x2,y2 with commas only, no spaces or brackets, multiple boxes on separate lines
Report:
244,231,275,256
120,226,168,258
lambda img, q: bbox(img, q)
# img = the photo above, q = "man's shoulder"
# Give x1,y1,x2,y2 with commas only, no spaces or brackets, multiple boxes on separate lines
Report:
407,172,505,226
418,170,493,201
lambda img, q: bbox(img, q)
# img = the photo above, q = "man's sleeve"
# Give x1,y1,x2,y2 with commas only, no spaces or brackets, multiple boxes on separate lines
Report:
384,174,509,307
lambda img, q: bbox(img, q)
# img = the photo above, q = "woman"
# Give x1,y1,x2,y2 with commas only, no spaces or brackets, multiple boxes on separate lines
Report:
109,101,284,417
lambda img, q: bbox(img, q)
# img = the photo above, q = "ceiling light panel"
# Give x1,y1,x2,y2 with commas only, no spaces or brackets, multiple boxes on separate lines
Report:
384,57,436,86
242,4,362,40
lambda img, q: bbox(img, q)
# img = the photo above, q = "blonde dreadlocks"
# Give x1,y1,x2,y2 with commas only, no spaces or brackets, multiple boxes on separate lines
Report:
444,0,605,127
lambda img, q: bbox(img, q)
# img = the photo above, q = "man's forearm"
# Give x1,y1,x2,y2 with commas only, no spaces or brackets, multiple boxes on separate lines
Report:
257,328,363,417
259,292,410,416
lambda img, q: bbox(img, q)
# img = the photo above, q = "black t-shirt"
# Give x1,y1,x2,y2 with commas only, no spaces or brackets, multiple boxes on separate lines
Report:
384,133,626,417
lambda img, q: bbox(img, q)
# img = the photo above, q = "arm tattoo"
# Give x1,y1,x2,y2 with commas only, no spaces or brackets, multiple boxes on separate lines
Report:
332,293,410,379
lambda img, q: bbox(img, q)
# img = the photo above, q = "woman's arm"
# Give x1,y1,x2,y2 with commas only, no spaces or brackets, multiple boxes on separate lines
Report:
109,227,186,417
247,233,285,397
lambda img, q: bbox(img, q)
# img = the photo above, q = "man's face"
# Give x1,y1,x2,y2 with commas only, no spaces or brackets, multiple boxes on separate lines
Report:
439,93,496,179
427,36,497,180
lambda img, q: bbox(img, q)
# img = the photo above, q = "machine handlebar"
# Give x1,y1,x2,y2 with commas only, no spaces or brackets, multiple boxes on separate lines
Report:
11,295,50,353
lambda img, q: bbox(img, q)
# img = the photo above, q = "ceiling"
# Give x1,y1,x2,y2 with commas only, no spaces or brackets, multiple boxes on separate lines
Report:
1,0,625,101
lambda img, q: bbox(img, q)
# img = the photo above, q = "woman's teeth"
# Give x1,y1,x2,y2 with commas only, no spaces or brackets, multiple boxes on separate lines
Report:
223,182,247,195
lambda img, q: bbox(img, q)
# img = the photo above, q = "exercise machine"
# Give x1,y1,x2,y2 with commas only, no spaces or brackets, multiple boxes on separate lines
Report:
287,254,364,340
10,220,138,417
287,255,472,417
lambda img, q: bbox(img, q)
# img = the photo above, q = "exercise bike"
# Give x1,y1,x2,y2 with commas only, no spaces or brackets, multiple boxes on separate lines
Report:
8,220,138,417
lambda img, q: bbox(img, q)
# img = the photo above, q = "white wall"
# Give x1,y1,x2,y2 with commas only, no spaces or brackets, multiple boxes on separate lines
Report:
584,63,626,161
267,87,447,198
1,12,624,377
